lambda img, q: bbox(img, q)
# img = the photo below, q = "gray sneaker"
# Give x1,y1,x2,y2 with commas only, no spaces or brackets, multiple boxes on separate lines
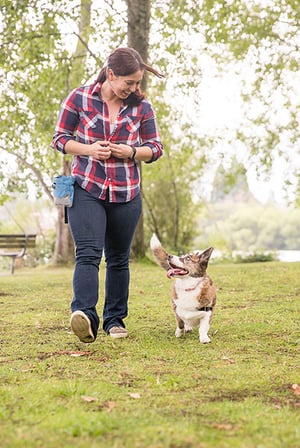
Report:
109,326,128,339
70,311,95,343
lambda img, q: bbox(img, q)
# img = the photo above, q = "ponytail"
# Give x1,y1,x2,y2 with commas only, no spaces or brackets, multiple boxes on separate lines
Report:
143,63,165,79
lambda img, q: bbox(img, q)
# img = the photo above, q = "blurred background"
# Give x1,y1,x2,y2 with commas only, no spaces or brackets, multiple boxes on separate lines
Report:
0,0,299,269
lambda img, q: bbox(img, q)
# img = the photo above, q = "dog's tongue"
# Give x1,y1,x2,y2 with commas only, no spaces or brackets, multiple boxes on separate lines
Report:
167,268,186,278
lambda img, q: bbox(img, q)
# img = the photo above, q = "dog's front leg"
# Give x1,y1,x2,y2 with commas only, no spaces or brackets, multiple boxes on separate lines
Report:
174,312,185,338
199,312,211,343
171,299,185,338
184,323,193,333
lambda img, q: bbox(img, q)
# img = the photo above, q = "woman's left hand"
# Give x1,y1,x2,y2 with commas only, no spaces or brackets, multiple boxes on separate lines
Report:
109,143,133,159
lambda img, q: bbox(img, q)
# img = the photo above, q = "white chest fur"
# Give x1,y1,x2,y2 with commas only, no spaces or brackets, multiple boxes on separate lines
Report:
174,277,203,305
174,277,211,322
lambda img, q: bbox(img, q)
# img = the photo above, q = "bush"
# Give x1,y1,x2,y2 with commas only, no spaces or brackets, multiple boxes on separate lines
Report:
233,251,276,263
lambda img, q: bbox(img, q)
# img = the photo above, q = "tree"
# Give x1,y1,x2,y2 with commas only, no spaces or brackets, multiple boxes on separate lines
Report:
195,200,300,252
200,0,300,201
53,0,92,264
1,1,75,264
0,0,122,262
126,0,151,257
0,0,299,260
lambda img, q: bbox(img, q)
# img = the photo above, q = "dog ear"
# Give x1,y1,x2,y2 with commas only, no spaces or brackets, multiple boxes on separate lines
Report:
200,247,214,264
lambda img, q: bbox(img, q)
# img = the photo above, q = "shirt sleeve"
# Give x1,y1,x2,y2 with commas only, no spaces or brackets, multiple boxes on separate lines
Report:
51,89,80,153
139,101,163,163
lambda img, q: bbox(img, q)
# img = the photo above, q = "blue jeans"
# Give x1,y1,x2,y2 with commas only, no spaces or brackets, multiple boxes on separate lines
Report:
68,184,142,337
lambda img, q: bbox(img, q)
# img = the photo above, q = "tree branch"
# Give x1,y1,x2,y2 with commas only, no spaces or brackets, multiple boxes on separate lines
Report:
1,146,53,202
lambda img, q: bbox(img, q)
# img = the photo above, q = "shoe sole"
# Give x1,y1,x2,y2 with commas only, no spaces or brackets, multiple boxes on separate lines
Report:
109,330,128,339
70,311,95,343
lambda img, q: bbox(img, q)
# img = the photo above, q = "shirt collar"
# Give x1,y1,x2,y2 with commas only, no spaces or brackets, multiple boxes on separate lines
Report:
91,82,102,97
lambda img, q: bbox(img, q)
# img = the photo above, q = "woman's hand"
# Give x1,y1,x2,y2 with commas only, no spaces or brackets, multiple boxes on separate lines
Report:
109,142,133,159
89,141,112,160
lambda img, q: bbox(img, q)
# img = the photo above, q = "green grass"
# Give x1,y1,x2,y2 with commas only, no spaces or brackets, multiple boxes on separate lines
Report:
0,261,299,447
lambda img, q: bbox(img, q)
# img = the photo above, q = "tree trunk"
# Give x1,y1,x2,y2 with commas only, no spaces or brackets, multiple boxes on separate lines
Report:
126,0,151,258
54,204,74,264
53,0,92,264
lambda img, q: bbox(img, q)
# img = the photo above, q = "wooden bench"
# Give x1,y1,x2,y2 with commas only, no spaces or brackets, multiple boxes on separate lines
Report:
0,234,37,274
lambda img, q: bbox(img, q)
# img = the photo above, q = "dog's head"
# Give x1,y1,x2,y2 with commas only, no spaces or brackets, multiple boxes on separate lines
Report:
167,247,214,279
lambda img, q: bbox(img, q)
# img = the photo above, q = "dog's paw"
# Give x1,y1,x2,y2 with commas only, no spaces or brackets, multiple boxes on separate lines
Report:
175,328,184,338
199,335,211,343
184,324,193,333
150,233,161,250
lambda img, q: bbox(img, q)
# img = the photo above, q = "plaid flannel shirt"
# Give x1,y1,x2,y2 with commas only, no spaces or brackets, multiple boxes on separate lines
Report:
51,82,163,202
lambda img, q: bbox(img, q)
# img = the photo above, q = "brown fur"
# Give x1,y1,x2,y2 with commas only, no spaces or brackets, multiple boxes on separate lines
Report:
150,234,216,343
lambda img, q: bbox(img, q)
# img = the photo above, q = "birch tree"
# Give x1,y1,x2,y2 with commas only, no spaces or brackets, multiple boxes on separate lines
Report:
0,0,299,258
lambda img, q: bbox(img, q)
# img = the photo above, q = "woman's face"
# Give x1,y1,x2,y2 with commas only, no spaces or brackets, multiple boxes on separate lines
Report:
108,69,144,99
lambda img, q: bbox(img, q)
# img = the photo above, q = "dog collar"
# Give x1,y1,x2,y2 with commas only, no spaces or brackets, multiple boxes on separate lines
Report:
197,306,213,312
184,278,203,292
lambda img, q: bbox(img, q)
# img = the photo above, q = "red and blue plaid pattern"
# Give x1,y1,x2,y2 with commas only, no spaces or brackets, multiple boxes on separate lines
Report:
51,82,163,202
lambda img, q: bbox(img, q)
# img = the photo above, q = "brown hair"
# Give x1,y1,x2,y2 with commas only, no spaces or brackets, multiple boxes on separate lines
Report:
96,47,164,106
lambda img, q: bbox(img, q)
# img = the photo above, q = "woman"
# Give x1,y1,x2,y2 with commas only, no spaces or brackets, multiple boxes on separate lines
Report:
51,47,164,342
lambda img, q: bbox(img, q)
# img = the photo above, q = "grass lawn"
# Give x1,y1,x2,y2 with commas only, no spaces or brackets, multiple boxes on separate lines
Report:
0,260,299,447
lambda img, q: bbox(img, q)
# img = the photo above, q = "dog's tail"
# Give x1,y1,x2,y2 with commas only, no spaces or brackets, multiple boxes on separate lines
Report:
150,234,170,271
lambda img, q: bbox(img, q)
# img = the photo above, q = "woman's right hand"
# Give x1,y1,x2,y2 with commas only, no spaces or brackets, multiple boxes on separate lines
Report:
64,140,111,159
89,141,111,160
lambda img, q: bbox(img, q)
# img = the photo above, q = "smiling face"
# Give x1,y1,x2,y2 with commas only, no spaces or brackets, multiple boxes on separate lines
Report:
167,247,214,279
107,69,144,99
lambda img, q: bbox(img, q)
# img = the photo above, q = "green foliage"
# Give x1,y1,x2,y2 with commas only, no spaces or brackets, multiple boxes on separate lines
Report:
1,0,299,250
0,0,127,200
195,199,300,253
202,0,299,57
0,1,73,198
143,85,208,250
0,263,299,447
233,251,276,263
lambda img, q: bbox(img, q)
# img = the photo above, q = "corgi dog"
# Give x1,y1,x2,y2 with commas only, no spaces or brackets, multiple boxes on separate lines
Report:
150,234,216,343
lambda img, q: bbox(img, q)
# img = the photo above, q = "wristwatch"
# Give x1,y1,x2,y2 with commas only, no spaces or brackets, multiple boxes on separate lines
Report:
130,146,137,160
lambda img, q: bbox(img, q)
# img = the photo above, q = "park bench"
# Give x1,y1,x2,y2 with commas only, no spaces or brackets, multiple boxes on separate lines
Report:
0,234,37,274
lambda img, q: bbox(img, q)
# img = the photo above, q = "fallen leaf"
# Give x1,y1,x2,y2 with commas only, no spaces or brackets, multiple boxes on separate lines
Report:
66,351,91,357
290,384,300,395
97,355,110,363
212,423,234,431
81,395,98,403
128,392,141,399
38,350,92,360
221,356,235,364
103,401,117,412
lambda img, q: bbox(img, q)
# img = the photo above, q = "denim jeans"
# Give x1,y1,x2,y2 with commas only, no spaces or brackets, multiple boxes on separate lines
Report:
67,183,142,337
